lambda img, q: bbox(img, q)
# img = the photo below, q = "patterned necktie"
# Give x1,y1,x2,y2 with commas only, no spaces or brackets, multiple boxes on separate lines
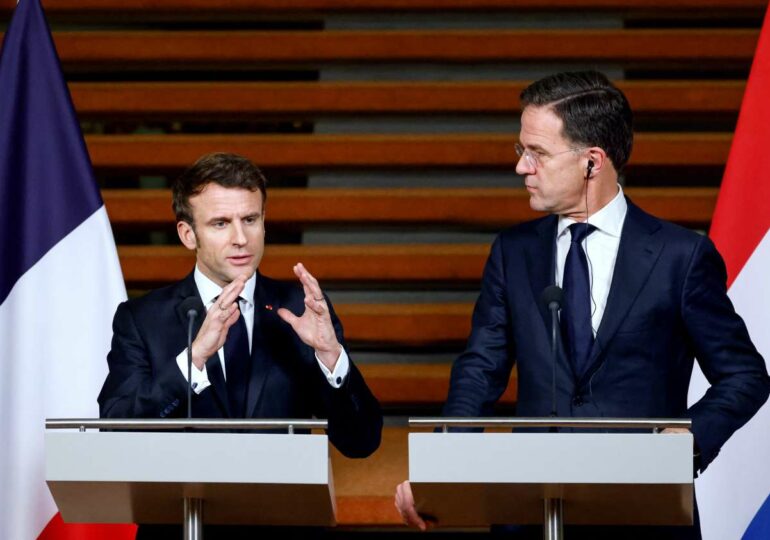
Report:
223,298,251,417
562,223,597,379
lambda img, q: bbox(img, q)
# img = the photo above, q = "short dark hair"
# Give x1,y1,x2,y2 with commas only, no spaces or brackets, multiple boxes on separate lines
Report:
172,152,268,224
520,71,633,173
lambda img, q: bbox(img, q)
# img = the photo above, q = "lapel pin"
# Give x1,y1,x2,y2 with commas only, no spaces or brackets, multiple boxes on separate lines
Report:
265,304,273,311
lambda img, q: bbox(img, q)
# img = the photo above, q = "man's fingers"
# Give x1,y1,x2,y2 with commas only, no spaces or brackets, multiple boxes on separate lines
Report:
208,302,238,325
394,481,426,531
295,263,324,299
661,427,690,434
297,262,320,288
276,307,299,328
192,302,240,361
304,295,327,316
217,274,248,308
294,265,314,300
223,305,241,327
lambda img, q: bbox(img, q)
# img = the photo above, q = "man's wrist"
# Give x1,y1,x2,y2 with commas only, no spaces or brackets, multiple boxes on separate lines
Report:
315,343,342,369
190,343,207,370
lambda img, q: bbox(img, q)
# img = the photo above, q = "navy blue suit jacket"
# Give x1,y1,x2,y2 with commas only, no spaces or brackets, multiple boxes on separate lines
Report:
444,199,769,473
98,271,382,459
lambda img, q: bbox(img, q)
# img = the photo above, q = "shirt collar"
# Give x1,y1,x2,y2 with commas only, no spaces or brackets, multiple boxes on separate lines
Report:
193,266,257,308
557,184,627,239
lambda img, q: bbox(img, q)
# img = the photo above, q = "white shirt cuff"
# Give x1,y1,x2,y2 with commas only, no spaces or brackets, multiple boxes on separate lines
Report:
175,349,211,394
316,348,350,388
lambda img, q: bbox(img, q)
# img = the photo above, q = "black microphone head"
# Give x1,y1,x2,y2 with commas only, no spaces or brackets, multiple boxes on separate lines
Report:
179,296,202,320
540,285,563,311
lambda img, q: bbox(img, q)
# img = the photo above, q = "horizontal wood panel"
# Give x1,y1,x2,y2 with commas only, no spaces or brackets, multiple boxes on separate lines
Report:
85,133,732,168
303,302,471,345
69,81,747,116
359,363,517,405
104,187,718,228
336,496,402,527
118,244,490,283
3,0,766,13
27,30,759,64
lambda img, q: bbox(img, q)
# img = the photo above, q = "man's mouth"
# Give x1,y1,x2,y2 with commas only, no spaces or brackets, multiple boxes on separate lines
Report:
228,254,253,265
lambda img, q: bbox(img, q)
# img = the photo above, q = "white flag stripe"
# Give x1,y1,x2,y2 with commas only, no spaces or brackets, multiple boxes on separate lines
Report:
0,207,125,539
689,227,770,540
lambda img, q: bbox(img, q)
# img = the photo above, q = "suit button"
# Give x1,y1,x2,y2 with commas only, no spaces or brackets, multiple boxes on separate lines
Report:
572,395,584,407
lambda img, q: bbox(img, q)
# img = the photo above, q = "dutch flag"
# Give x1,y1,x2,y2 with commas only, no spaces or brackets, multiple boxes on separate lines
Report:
0,1,132,538
689,4,770,540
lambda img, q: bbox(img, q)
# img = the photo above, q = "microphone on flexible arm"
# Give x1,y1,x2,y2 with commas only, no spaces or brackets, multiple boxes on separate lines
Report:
179,296,202,420
540,286,564,421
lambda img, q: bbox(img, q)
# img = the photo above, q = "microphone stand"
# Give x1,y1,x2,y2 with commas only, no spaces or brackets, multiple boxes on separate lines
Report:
548,300,560,420
541,284,563,429
186,309,197,419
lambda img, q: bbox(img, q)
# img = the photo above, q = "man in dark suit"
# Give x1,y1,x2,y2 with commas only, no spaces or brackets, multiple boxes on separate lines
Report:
394,71,770,539
99,152,382,539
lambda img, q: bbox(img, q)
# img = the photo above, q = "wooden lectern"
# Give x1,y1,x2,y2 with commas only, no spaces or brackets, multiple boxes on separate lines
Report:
409,417,694,540
45,419,335,540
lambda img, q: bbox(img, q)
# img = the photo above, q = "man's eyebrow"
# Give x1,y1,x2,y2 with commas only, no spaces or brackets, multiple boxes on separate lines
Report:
525,143,548,153
206,215,230,224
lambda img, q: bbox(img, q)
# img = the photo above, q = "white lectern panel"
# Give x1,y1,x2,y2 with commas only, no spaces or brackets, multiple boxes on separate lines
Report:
409,432,693,526
46,431,335,525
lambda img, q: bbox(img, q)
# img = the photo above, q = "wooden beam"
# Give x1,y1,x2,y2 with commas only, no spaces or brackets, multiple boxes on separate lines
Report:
117,244,490,284
85,133,732,168
359,363,517,405
104,187,718,228
328,303,472,345
31,30,758,65
2,0,765,14
69,80,746,116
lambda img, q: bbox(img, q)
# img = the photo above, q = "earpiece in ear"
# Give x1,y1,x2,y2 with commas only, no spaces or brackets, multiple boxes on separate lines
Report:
586,159,595,179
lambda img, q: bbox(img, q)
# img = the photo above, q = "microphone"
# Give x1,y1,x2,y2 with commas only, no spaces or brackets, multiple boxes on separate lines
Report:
179,296,202,419
541,285,563,312
540,286,563,419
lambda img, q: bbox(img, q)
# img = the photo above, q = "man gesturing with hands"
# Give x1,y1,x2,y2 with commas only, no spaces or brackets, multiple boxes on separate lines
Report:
189,263,344,377
98,153,382,537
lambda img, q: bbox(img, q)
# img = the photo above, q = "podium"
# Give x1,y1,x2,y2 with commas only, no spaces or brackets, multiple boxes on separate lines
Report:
45,419,335,540
408,417,694,540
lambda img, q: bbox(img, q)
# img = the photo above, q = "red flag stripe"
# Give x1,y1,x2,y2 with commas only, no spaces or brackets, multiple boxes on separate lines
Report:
710,4,770,288
38,513,136,540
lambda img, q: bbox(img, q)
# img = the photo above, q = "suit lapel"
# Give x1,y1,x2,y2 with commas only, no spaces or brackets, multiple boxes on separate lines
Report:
245,273,274,418
527,215,559,338
578,200,664,387
174,272,231,417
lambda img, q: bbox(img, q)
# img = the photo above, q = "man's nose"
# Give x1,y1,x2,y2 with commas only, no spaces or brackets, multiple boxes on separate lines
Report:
515,154,534,175
231,222,247,245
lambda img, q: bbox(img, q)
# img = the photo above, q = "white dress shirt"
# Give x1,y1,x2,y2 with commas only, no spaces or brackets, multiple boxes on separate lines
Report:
175,267,350,393
555,185,628,336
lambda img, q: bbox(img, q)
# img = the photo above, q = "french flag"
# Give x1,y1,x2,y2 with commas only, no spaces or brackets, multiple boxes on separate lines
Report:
689,4,770,539
0,1,133,538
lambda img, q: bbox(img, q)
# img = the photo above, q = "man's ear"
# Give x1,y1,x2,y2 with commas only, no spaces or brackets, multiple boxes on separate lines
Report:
177,220,197,251
584,147,608,179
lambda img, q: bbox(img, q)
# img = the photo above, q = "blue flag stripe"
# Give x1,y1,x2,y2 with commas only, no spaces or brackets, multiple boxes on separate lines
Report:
743,492,770,540
0,0,103,305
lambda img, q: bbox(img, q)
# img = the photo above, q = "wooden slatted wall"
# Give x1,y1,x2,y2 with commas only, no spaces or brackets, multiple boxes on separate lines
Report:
1,0,764,529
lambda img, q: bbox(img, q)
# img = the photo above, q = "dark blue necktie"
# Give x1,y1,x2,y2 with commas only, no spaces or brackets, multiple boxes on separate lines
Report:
562,223,597,379
223,299,251,417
